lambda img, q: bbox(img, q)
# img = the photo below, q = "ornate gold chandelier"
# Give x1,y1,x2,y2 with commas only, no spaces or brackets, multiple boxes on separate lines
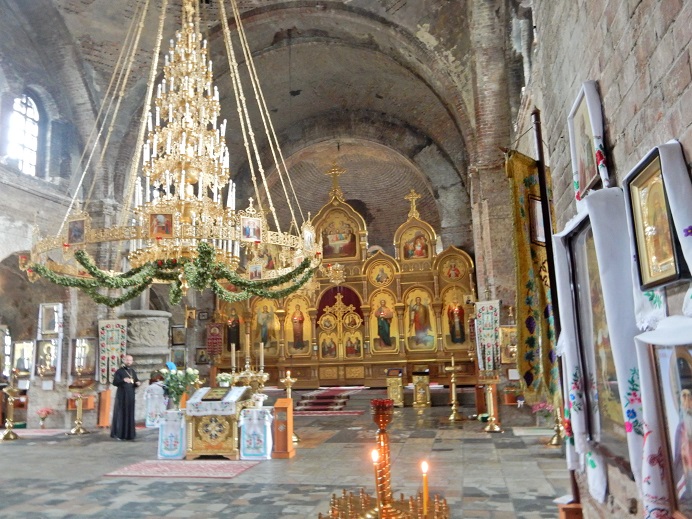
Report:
21,0,321,307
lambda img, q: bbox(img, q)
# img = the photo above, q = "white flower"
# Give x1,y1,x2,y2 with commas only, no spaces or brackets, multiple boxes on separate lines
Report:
177,371,184,378
160,368,168,374
193,369,199,375
170,369,177,374
186,367,193,374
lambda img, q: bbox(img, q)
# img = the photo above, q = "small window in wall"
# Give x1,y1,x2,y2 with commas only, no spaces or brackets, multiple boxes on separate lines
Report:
7,94,40,176
0,326,10,378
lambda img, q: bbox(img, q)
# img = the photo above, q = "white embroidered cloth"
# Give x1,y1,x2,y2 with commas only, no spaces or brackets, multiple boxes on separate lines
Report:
635,316,692,517
186,386,248,416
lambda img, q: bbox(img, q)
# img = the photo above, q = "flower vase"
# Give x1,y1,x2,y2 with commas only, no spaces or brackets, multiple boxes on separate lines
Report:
219,381,230,387
39,418,46,429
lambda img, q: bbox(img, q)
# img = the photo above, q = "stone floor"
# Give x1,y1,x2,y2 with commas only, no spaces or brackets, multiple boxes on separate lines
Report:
0,389,571,518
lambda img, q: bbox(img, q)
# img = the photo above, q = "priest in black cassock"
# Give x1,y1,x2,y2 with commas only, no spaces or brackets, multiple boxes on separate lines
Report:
111,354,141,440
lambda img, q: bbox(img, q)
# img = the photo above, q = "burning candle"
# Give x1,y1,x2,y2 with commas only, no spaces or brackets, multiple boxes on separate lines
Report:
259,342,264,369
230,342,236,369
421,461,429,517
371,449,382,514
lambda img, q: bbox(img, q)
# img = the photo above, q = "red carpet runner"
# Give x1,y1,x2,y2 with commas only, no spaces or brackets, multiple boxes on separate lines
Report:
294,386,364,412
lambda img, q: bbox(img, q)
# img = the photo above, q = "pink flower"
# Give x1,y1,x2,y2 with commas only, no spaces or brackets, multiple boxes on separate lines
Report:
625,421,633,432
37,407,54,419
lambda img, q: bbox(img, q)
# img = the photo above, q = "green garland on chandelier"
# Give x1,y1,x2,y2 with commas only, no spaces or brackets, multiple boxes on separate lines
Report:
28,242,316,308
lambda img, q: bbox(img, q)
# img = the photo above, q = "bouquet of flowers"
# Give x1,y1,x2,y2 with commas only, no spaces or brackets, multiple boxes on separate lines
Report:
216,372,234,386
37,407,54,419
159,367,200,408
531,401,555,420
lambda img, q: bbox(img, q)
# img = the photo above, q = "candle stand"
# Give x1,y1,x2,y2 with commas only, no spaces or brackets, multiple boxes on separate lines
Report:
1,384,20,441
67,380,96,435
319,399,450,519
444,355,464,423
480,374,502,433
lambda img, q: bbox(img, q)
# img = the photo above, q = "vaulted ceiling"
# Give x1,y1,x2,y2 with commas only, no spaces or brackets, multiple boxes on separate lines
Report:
7,0,487,254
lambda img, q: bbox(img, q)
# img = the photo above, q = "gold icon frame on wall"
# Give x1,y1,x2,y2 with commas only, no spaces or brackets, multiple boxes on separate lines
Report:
404,288,436,352
626,148,684,290
344,331,364,359
370,290,398,354
400,227,432,261
343,312,362,330
440,257,467,282
286,295,311,357
318,331,338,359
320,210,359,260
251,299,279,357
500,326,518,364
441,286,469,350
369,261,394,287
318,313,336,331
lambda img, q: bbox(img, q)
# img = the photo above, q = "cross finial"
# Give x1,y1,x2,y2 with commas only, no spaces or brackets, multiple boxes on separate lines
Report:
405,189,421,219
325,163,345,201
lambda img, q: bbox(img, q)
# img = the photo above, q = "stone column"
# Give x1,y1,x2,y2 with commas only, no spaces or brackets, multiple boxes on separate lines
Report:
470,0,515,316
119,310,172,421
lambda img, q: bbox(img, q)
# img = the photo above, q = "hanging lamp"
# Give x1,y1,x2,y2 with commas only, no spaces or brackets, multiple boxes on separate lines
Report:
21,0,321,307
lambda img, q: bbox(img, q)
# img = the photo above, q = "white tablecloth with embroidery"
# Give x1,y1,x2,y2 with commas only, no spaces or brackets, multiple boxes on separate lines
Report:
186,386,247,416
238,408,273,460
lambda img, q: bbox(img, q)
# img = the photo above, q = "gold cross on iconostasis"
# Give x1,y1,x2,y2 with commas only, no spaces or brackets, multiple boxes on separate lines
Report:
405,189,421,219
325,163,346,201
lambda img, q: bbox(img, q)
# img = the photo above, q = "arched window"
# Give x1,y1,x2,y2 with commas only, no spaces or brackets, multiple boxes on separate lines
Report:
7,94,40,176
0,326,10,378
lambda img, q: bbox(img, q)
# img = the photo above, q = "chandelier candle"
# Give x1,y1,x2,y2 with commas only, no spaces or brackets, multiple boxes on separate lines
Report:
22,0,321,308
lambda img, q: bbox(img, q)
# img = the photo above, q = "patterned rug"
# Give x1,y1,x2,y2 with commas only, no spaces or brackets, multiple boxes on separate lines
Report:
105,460,259,479
13,428,68,437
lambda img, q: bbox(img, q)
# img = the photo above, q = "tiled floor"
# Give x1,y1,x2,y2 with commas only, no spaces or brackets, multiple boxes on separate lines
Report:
0,389,570,518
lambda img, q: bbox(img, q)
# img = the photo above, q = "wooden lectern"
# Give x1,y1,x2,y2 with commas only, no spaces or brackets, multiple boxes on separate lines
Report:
272,398,295,459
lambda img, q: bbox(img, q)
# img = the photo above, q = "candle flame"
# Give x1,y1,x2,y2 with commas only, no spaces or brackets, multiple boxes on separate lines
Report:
421,460,429,474
371,449,379,463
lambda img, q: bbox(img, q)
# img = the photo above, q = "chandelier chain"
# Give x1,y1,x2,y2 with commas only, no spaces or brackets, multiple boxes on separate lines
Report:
58,0,148,237
228,0,304,230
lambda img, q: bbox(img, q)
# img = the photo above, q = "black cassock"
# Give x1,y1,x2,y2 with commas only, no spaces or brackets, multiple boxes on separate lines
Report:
111,365,139,440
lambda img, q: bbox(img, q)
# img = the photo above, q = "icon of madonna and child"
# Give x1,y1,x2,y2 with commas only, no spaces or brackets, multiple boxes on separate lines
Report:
403,231,429,259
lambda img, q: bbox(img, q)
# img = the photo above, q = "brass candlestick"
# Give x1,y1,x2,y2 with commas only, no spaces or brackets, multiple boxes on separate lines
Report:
1,383,20,441
279,370,297,399
548,408,564,446
371,399,404,518
444,355,463,423
483,383,502,433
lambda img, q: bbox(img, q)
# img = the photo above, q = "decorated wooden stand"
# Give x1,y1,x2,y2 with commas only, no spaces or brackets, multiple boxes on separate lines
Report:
272,397,295,459
184,386,251,460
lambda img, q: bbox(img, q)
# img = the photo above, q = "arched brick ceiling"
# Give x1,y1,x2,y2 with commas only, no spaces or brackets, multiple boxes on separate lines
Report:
50,0,475,250
254,139,440,256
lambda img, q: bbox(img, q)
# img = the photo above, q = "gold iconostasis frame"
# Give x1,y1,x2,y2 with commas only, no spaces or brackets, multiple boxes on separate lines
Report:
210,177,479,388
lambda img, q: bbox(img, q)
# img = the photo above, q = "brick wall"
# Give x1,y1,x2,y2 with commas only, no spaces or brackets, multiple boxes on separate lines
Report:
519,0,692,516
